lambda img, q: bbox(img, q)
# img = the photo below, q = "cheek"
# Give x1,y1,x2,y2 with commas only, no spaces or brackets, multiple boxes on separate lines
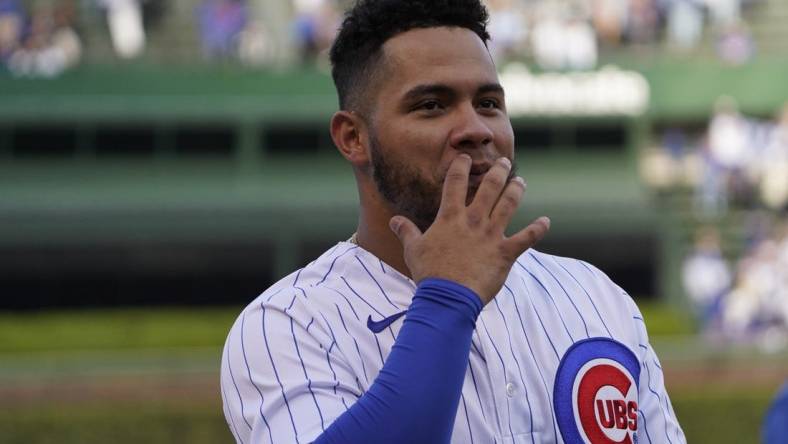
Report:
388,124,448,168
494,120,515,156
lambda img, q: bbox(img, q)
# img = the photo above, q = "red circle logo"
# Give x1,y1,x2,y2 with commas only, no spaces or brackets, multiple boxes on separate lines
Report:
573,359,638,444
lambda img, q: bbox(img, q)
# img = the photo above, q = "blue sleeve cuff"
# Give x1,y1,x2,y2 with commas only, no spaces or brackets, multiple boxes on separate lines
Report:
417,277,483,318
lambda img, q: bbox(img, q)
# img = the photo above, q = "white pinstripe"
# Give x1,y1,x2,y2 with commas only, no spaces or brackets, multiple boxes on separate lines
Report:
221,243,686,443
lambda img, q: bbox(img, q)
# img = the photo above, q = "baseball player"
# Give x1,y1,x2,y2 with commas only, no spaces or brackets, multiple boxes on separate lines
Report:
221,0,686,443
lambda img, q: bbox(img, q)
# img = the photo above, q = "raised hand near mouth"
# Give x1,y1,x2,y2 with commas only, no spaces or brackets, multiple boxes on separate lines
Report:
389,153,550,304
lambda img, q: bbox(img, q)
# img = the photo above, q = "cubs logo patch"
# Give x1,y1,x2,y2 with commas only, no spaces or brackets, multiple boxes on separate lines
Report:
554,338,641,444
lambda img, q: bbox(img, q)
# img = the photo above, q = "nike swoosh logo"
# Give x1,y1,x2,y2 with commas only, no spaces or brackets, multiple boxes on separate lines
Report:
366,310,407,334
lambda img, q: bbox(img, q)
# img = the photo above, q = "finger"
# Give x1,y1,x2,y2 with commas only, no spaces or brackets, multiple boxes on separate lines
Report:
490,176,526,230
468,157,512,217
505,216,550,257
438,154,472,217
389,215,423,248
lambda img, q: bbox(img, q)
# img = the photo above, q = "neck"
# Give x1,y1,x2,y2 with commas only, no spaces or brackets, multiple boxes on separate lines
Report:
354,187,412,279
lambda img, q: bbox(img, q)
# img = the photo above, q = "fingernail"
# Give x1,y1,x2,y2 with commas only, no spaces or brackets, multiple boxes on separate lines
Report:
389,218,400,232
513,176,525,186
459,154,471,161
540,216,551,228
499,157,511,168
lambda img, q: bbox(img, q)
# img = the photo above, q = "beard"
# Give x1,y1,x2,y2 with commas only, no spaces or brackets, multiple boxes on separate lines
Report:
369,134,443,233
368,132,518,233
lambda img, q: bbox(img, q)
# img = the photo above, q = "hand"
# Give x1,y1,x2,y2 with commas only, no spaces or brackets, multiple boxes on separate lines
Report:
390,154,550,304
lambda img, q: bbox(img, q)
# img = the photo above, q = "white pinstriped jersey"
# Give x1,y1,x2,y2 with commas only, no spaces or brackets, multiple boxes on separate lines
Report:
221,242,685,444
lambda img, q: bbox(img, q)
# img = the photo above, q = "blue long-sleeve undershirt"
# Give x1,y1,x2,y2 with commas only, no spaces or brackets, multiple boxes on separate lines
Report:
314,278,483,444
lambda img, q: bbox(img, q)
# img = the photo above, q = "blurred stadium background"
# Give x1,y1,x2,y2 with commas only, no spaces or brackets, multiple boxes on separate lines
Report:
1,0,787,442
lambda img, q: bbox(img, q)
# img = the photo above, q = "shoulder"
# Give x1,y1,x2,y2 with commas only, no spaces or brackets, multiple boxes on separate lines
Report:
246,242,364,310
514,248,619,292
224,242,385,350
513,249,643,333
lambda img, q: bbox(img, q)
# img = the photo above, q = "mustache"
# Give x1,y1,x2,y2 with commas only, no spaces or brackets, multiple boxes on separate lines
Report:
507,162,518,181
440,158,518,184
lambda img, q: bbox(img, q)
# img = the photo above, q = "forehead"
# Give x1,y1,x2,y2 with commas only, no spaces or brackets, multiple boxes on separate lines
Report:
377,27,499,100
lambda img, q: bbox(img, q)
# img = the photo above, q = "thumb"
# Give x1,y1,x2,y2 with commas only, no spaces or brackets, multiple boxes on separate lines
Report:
507,216,550,257
389,215,422,247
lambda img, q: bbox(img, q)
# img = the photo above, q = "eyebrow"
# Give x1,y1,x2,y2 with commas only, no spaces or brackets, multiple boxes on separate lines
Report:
477,83,505,96
401,84,454,103
401,82,505,103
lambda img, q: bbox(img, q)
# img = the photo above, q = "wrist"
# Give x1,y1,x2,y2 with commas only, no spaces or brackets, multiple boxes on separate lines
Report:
416,278,484,317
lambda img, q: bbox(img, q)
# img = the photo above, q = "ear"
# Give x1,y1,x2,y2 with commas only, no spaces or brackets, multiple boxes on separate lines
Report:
330,110,370,167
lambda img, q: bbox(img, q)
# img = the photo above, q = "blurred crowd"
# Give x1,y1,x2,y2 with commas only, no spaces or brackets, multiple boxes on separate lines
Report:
0,0,167,77
696,99,788,217
0,0,767,77
290,0,764,69
642,99,788,349
291,0,764,70
486,0,760,70
682,219,788,351
0,0,81,77
645,99,788,217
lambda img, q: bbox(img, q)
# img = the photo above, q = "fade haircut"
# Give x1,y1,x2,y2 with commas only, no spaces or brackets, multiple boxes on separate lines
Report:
329,0,491,115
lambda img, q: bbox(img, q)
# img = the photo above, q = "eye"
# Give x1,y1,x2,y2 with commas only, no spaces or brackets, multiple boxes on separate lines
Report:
478,98,501,110
416,100,443,112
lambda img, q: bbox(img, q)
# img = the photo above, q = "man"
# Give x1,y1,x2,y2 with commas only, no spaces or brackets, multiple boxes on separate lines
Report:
221,0,685,443
763,381,788,443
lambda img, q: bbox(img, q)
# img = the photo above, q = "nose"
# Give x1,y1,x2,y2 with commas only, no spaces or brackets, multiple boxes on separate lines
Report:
448,104,494,150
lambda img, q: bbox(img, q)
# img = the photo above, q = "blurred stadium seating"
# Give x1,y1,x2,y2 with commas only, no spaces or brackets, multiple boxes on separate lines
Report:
1,0,786,309
1,0,787,442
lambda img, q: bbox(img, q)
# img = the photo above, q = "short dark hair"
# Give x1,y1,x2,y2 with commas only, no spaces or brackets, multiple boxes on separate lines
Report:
329,0,490,114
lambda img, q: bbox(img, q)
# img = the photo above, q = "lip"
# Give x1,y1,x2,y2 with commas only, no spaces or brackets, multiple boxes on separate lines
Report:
467,161,493,186
468,175,484,189
470,163,492,175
